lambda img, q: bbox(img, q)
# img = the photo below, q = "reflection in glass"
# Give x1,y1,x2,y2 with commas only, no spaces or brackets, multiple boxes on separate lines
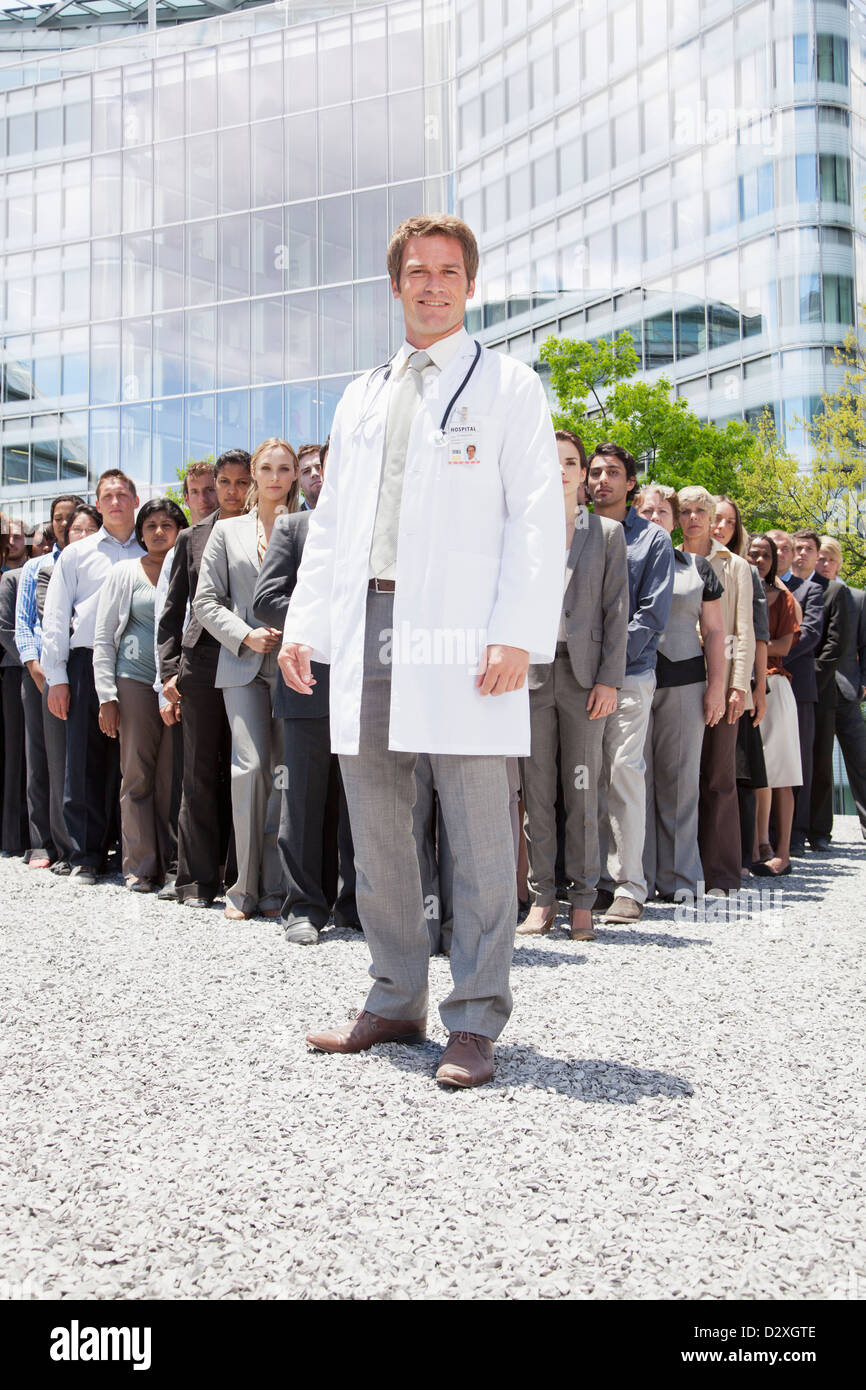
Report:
153,397,183,482
92,153,122,237
252,35,283,122
61,328,89,405
319,286,353,375
354,98,389,189
285,26,316,115
187,221,217,306
218,300,250,390
319,106,352,197
186,307,216,395
185,393,215,463
320,196,352,286
286,291,318,381
153,312,185,398
31,414,59,483
91,321,121,406
218,41,250,129
354,280,389,370
645,312,674,368
88,405,119,477
253,209,284,297
220,127,250,213
188,133,217,221
354,187,388,279
252,120,283,208
251,385,283,446
217,389,250,456
187,51,218,136
154,226,184,313
154,140,185,227
286,112,317,202
155,56,185,143
121,318,151,403
122,147,153,234
121,402,151,483
252,299,283,385
286,382,315,444
122,233,153,319
59,410,88,481
219,214,250,301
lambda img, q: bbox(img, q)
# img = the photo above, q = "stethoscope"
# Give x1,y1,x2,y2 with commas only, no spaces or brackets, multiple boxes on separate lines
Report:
351,339,483,444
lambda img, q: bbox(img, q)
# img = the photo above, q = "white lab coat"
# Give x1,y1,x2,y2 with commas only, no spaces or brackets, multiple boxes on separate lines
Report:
283,336,565,755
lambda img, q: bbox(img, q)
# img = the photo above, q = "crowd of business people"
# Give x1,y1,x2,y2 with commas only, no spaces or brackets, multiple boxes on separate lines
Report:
0,438,864,947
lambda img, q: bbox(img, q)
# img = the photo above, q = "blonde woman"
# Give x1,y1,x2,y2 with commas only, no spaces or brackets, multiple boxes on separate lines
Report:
194,438,299,920
679,485,756,894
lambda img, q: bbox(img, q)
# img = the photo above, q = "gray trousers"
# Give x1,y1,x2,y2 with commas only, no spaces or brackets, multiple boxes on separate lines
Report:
222,658,283,915
116,676,175,885
520,653,606,911
598,668,655,904
339,590,516,1040
41,682,73,863
643,681,705,899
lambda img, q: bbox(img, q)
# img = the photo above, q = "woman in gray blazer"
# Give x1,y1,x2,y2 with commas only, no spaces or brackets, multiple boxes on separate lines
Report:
194,437,299,920
93,498,187,891
518,431,628,943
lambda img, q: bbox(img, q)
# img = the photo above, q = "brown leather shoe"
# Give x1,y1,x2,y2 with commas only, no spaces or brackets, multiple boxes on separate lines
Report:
435,1031,495,1088
305,1010,426,1054
603,894,643,924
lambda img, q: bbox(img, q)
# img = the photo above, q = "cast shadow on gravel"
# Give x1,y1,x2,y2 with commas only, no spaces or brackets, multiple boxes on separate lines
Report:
388,1043,694,1102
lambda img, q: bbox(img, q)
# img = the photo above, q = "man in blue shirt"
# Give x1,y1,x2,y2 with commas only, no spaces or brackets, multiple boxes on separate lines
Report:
586,443,675,924
14,494,82,870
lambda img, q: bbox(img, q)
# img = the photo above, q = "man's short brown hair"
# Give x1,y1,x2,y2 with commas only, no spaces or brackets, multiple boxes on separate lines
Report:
182,459,216,497
793,528,821,551
386,215,479,287
95,468,137,501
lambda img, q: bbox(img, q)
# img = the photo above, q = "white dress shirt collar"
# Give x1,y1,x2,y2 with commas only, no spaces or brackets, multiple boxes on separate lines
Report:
95,524,140,551
392,326,470,377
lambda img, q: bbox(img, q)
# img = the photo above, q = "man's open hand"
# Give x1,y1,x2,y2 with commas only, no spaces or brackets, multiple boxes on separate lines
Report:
278,641,316,695
476,644,529,696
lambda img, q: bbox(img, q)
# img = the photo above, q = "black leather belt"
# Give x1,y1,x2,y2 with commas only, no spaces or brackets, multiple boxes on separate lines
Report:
368,579,396,592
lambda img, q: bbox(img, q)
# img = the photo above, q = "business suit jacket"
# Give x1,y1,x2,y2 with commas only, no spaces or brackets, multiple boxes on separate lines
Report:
252,510,330,719
815,577,849,704
193,513,268,690
0,569,23,668
528,510,628,692
836,585,866,703
782,574,824,703
157,511,219,683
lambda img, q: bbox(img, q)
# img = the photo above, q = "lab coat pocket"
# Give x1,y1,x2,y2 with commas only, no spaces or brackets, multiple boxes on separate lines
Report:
443,551,501,635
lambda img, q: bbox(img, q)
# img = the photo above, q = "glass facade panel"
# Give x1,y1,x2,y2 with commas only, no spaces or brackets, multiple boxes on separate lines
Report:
0,0,861,510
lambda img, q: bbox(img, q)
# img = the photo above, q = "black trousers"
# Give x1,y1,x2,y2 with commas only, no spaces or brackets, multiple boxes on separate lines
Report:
1,667,28,855
791,699,816,840
64,647,121,871
811,696,866,839
175,647,235,902
278,715,359,929
42,681,74,863
21,665,53,858
810,689,838,841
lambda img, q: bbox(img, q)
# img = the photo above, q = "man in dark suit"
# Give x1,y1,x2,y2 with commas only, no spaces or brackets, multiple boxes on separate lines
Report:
253,494,359,946
778,529,826,856
810,537,865,845
157,449,250,906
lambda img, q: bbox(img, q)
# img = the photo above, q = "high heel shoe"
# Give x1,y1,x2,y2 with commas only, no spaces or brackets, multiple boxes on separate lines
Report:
516,902,556,935
570,907,596,941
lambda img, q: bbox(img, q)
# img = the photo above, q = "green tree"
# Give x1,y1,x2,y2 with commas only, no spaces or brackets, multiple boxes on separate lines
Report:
539,330,756,495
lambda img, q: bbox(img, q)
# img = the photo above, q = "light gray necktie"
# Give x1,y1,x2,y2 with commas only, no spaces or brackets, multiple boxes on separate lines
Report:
369,349,434,581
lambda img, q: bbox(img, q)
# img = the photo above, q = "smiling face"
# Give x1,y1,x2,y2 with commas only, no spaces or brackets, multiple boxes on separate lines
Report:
392,234,475,349
638,490,676,535
253,446,297,510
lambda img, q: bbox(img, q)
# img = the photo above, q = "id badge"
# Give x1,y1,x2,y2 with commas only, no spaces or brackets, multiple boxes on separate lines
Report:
447,412,480,466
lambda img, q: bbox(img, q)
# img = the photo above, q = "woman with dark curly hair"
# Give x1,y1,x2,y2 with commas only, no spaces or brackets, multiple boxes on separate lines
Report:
92,497,188,892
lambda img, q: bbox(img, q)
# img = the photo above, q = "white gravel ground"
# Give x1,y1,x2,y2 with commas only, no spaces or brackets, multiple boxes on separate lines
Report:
1,817,864,1302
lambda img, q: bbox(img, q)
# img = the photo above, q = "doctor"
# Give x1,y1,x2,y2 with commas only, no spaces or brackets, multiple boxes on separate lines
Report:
279,214,564,1088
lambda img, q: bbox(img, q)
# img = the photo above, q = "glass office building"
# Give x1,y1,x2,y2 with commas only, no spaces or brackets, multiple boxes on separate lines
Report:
1,0,864,518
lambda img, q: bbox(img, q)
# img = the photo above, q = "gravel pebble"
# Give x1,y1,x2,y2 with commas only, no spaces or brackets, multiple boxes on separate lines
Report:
1,819,864,1300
